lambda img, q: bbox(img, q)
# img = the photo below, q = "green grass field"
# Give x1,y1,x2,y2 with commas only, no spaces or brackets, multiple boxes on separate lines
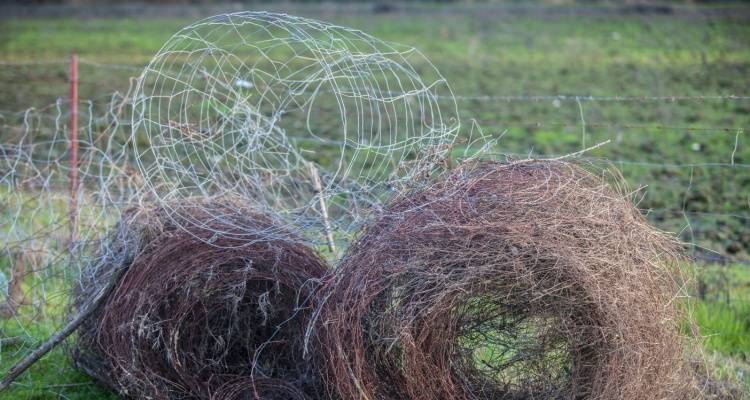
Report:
1,4,749,398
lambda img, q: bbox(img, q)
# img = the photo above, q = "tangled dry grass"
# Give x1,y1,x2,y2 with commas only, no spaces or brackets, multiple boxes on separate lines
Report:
72,200,329,399
313,160,698,400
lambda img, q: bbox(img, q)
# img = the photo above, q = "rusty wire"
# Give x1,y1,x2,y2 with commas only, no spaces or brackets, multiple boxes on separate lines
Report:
72,199,330,399
312,160,699,400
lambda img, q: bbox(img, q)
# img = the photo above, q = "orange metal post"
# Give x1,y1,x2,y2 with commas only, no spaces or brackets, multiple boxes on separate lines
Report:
69,54,79,244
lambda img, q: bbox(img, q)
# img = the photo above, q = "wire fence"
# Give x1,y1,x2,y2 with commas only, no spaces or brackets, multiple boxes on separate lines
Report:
1,57,748,256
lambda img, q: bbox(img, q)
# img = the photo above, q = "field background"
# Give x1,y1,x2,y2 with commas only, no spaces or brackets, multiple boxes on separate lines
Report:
1,1,749,398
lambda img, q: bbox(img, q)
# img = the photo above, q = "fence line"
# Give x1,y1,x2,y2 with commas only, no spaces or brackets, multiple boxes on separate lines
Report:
479,120,747,133
0,63,747,267
2,100,747,134
450,94,750,102
0,59,143,71
2,60,749,103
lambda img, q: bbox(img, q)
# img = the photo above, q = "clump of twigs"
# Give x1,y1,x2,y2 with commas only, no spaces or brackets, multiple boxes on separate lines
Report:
72,199,329,399
314,160,697,400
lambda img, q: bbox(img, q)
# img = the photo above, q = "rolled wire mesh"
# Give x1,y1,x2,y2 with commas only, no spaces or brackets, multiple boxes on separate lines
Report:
312,159,699,400
131,12,460,248
72,199,330,399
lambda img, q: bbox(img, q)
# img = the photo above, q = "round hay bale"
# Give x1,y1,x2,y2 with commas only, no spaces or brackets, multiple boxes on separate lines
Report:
73,200,329,399
315,160,695,400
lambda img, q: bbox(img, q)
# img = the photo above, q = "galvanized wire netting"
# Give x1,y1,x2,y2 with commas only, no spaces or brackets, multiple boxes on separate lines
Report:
131,12,460,248
0,88,142,385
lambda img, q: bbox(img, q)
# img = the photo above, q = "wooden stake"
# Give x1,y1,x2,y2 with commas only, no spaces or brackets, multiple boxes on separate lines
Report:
308,163,336,255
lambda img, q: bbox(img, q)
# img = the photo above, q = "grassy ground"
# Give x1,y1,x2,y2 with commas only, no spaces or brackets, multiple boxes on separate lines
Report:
1,329,118,400
692,263,750,395
1,4,749,398
694,264,750,357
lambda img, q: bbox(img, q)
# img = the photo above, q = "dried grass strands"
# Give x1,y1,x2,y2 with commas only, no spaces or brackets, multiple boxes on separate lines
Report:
72,200,329,399
314,160,697,400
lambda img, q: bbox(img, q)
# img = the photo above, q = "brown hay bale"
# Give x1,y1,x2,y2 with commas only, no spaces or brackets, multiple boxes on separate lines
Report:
73,200,329,399
315,160,696,400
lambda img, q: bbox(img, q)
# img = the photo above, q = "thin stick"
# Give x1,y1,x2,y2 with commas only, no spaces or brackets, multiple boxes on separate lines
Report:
507,140,612,168
0,264,126,392
308,162,337,255
576,96,586,150
731,128,742,165
550,139,611,160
